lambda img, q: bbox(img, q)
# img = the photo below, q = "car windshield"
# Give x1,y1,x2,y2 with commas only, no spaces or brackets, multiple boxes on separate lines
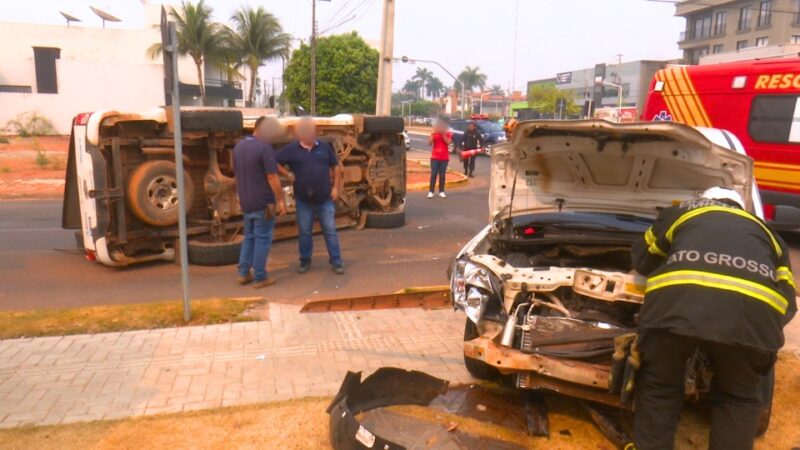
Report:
478,121,503,133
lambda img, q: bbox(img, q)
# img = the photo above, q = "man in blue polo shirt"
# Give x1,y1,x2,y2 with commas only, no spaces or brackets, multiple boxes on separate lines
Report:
276,117,344,274
233,116,286,288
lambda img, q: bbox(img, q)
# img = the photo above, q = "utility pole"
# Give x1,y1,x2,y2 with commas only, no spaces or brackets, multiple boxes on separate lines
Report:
375,0,395,116
310,0,317,116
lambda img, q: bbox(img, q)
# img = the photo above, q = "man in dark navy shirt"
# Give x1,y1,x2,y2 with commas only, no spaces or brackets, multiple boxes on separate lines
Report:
232,116,286,288
276,117,344,274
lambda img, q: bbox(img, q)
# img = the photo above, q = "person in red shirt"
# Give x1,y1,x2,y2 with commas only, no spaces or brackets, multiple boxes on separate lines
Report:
427,120,452,199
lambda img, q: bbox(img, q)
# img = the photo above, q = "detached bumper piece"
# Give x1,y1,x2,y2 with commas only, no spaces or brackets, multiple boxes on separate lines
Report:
327,367,449,450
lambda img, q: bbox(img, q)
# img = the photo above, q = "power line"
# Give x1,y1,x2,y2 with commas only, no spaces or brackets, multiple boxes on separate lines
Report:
323,0,355,26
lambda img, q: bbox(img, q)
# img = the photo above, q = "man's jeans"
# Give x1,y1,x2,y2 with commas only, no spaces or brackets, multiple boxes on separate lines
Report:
237,209,276,282
296,199,343,266
429,159,448,193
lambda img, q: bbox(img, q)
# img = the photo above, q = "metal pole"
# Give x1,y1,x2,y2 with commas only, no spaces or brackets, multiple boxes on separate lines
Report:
310,0,317,116
168,22,191,322
375,0,395,116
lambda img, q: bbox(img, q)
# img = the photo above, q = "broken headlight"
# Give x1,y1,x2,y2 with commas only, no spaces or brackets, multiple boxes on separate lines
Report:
451,260,503,324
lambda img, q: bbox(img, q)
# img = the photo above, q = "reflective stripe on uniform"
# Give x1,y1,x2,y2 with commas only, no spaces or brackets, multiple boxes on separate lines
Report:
646,269,789,315
664,206,783,258
777,266,796,288
645,227,668,257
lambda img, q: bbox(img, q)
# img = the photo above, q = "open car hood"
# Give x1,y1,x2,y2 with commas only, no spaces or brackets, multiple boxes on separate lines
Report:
490,120,754,220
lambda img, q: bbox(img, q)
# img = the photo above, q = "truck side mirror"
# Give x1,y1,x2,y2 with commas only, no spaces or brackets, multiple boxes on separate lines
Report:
771,205,800,231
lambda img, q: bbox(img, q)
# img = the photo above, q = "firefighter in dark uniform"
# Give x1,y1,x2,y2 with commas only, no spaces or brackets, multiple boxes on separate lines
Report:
631,187,796,450
459,122,485,177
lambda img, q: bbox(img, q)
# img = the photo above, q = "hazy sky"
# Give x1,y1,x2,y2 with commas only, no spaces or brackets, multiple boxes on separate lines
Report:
2,0,685,92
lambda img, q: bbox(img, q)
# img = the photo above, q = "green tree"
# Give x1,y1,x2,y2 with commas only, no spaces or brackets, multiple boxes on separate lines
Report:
413,67,432,98
231,6,290,107
284,32,378,116
457,65,487,93
402,79,421,100
146,0,226,106
527,83,580,116
489,84,504,95
426,77,444,99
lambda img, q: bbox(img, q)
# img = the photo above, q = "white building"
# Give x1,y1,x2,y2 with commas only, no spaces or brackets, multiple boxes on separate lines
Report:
0,3,245,134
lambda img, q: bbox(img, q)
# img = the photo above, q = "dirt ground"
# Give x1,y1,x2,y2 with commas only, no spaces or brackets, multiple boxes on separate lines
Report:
0,136,459,199
0,135,68,199
1,352,798,450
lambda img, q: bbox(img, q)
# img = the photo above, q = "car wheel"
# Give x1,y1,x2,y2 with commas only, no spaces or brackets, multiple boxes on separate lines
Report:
755,366,775,436
448,142,456,154
484,146,492,157
364,209,405,229
180,109,243,132
463,319,502,380
363,117,404,134
187,234,243,266
126,160,194,227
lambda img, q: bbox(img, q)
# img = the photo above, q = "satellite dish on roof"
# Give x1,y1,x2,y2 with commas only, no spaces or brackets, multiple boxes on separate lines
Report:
59,11,81,27
89,6,121,28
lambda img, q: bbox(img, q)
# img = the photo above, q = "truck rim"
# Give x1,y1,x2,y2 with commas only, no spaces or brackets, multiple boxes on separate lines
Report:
147,175,179,211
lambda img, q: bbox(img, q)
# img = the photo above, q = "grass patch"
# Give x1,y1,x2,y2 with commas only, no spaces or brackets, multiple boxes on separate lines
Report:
0,297,263,339
1,355,797,449
0,166,11,173
0,136,9,144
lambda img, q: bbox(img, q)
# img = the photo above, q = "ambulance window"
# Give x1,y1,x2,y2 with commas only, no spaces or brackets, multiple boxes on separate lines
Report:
748,95,800,144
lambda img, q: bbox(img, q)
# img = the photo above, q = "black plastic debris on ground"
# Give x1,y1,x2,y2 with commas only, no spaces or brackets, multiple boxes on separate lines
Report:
326,367,527,450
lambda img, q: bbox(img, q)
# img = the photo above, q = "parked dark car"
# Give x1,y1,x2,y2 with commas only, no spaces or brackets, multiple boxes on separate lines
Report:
448,119,507,156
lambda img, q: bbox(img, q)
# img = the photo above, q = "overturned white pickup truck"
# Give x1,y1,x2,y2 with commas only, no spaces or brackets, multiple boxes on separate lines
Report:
61,109,406,267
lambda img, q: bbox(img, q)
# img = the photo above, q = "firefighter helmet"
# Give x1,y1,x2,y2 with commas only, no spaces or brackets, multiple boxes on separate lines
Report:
700,186,745,209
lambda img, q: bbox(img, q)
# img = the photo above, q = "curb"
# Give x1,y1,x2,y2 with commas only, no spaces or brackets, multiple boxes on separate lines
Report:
407,167,469,191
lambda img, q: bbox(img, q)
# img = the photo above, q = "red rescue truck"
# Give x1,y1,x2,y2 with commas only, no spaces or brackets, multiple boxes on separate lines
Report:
644,58,800,228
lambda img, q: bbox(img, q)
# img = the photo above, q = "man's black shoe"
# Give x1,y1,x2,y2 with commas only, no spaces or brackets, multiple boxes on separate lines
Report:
333,264,345,275
298,262,311,274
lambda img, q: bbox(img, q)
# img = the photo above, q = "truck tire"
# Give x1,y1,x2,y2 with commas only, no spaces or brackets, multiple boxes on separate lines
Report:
363,116,404,134
181,109,243,133
364,209,405,229
755,366,775,436
463,320,502,381
187,235,243,266
127,160,194,227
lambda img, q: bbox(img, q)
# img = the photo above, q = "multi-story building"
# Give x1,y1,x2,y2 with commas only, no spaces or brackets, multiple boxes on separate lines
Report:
0,3,245,134
676,0,800,64
525,60,675,117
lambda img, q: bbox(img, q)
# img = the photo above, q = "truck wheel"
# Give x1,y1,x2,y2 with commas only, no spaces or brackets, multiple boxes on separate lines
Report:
127,160,194,227
463,320,502,380
755,366,775,436
364,209,405,229
181,109,243,133
187,235,243,266
363,116,404,134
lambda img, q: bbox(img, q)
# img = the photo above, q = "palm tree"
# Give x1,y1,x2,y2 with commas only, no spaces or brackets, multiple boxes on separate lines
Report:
413,67,433,98
402,79,421,100
146,1,227,106
231,6,291,107
457,65,488,93
426,77,444,99
490,84,504,96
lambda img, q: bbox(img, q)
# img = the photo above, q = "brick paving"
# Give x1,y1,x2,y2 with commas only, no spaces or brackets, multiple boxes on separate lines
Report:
0,304,474,428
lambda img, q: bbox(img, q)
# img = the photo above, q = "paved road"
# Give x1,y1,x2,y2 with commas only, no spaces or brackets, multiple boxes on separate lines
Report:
0,137,494,310
1,134,797,311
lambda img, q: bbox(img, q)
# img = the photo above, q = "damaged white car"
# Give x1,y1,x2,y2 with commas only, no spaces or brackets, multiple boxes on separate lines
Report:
450,120,774,427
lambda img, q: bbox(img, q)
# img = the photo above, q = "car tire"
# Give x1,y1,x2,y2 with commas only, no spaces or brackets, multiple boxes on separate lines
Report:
448,142,456,154
463,319,502,380
180,109,243,133
363,116,405,134
187,235,243,266
364,209,405,229
127,160,195,227
755,366,775,436
484,146,492,157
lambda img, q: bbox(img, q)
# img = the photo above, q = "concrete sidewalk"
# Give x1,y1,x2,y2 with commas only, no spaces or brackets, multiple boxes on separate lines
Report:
0,304,473,429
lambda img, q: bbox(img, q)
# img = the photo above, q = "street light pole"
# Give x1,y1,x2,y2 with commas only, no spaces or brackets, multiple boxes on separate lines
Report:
310,0,317,116
395,56,464,118
375,0,395,116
